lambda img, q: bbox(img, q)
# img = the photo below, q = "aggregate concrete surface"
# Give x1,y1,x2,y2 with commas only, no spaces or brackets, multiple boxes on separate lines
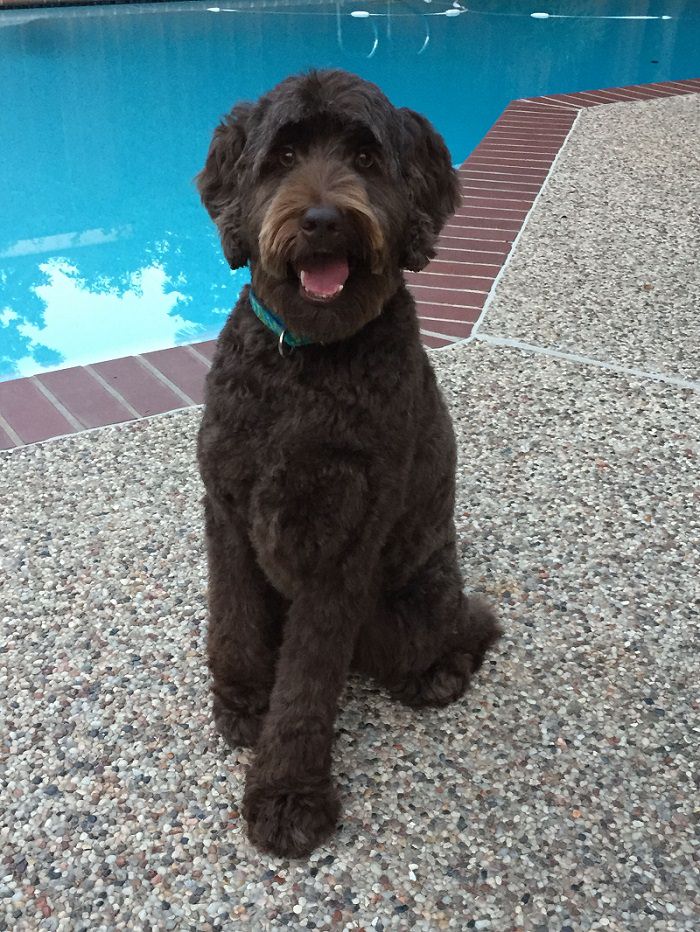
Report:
480,94,700,387
2,340,698,930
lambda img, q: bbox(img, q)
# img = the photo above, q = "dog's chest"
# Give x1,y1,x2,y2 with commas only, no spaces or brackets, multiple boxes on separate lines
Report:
202,345,406,505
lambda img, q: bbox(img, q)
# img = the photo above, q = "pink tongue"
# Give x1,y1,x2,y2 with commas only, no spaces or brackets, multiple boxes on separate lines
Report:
300,258,349,296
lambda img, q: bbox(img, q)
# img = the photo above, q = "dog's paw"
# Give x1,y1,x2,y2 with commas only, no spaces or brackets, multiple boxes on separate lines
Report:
242,778,340,858
390,655,472,708
389,601,502,709
213,700,265,749
464,596,503,672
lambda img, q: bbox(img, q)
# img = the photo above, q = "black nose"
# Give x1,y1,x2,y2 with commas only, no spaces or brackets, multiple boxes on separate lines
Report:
300,205,342,237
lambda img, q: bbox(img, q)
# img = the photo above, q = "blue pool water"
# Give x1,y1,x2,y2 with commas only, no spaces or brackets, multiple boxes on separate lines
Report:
0,0,698,380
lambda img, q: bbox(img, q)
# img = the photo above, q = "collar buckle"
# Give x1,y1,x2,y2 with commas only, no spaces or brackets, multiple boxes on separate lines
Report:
278,330,292,357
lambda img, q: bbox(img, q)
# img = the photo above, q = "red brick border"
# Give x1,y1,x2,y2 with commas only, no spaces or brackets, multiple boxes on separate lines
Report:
1,77,698,449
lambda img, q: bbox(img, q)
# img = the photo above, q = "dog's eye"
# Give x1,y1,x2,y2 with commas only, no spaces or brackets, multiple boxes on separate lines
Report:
279,146,296,168
355,151,374,170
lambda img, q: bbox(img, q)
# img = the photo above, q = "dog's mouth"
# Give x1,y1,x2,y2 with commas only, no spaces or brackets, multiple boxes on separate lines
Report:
293,255,350,304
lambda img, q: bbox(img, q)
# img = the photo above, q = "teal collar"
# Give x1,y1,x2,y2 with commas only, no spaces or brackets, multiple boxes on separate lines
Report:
249,290,312,355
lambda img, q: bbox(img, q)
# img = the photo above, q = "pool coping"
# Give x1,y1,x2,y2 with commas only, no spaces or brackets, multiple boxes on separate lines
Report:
2,76,699,450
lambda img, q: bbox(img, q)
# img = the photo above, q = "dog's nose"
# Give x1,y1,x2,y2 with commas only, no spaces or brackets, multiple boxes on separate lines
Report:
301,205,342,237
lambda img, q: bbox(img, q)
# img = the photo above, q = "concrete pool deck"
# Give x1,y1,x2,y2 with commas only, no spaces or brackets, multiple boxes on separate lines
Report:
479,93,700,389
2,86,700,928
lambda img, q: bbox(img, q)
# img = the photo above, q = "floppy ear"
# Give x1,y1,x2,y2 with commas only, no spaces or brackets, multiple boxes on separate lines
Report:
398,108,461,272
196,103,253,269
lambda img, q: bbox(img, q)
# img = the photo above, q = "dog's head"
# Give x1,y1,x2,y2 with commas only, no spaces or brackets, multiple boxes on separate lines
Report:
197,70,459,342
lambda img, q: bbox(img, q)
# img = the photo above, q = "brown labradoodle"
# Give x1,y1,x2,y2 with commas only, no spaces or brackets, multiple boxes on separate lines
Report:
196,69,502,858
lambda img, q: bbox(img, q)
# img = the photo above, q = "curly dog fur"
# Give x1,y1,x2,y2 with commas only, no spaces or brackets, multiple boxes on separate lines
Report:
196,69,502,857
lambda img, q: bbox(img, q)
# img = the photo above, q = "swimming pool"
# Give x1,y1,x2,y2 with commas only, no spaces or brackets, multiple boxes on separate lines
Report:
1,0,698,381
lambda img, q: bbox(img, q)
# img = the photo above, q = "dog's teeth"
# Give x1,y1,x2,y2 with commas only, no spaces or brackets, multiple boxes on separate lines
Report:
307,284,343,298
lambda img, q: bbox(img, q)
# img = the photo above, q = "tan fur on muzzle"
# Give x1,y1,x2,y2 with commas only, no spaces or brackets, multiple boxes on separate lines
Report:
258,158,386,278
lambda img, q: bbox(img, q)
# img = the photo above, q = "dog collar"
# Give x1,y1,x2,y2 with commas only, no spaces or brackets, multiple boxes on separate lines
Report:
249,290,312,356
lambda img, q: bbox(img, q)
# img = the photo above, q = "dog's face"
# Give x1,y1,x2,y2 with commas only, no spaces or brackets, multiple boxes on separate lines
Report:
197,70,459,342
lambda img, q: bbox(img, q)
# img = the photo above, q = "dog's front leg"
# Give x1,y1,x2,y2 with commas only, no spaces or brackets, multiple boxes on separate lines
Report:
242,580,367,858
204,494,286,749
243,450,381,856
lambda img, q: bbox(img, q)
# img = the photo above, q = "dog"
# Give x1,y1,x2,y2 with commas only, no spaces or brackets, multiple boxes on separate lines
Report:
196,69,502,858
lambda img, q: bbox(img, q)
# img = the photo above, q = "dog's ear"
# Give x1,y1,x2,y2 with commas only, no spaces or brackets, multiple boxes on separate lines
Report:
398,108,460,272
196,103,253,269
